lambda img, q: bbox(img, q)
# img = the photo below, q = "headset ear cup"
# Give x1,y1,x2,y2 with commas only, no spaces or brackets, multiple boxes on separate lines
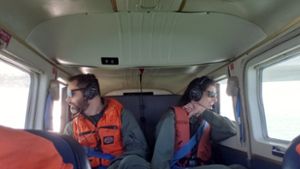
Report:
189,88,202,101
84,83,98,100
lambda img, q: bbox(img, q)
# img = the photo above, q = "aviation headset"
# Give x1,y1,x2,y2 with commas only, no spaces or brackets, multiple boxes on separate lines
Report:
188,76,210,101
83,75,99,100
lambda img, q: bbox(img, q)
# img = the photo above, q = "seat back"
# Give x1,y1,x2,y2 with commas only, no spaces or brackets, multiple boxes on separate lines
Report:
282,135,300,169
28,130,91,169
111,95,180,150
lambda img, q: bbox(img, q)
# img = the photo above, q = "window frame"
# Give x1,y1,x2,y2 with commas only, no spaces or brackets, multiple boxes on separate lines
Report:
216,76,236,121
257,52,300,142
51,79,67,133
245,37,300,146
0,51,39,129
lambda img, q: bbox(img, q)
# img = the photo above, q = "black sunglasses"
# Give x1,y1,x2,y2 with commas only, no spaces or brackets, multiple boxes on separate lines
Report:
67,88,85,97
206,90,217,98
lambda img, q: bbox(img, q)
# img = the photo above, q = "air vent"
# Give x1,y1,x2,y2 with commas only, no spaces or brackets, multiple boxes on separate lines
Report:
101,57,119,65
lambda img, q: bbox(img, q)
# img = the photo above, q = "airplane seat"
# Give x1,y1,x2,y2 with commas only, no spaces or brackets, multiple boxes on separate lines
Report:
27,130,91,169
111,95,180,157
282,135,300,169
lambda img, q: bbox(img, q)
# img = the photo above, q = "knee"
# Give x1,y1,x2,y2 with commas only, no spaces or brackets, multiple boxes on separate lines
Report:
229,164,248,169
118,155,150,169
215,165,232,169
205,164,232,169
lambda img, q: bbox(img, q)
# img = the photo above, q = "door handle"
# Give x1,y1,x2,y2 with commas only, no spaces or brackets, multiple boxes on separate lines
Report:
272,146,285,158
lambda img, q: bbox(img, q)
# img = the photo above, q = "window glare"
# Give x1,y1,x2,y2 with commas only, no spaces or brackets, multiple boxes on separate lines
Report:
262,81,300,141
0,58,30,129
262,55,300,141
52,83,65,133
219,78,235,121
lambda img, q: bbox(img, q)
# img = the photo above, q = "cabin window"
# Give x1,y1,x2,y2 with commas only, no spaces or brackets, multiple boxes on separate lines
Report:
52,80,66,133
0,56,31,129
218,78,235,121
261,54,300,141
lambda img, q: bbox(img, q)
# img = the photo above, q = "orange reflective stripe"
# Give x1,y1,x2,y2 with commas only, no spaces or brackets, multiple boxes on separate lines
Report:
0,126,73,169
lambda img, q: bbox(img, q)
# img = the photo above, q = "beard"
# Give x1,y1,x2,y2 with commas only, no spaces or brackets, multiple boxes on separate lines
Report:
69,99,88,115
69,105,81,114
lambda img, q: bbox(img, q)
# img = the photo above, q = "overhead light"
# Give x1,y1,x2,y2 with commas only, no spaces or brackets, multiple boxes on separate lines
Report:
80,67,93,74
56,58,76,65
186,66,198,74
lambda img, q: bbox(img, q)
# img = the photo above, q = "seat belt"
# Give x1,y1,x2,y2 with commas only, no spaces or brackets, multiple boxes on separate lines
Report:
83,147,115,169
236,91,245,144
227,65,246,145
84,147,115,160
171,121,208,168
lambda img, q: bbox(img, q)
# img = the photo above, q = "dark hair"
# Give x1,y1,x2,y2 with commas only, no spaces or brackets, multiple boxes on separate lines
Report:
178,76,215,106
68,74,100,99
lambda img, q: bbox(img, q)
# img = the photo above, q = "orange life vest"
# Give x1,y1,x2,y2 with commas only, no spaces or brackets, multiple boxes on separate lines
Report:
72,98,124,168
296,144,300,155
174,106,211,166
0,126,73,169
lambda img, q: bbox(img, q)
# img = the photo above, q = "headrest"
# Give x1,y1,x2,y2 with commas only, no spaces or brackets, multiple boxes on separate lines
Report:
282,135,300,169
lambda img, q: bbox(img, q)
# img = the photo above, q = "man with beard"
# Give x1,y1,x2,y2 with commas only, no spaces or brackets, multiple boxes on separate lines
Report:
64,74,150,169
